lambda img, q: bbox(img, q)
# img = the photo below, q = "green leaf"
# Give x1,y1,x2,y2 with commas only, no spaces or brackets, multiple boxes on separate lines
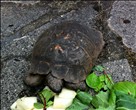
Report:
95,105,115,110
92,65,104,72
47,101,53,107
116,107,135,110
91,91,109,108
115,91,136,110
103,84,108,91
76,90,92,105
108,90,116,105
99,75,105,82
86,72,109,92
34,102,44,109
96,82,105,92
39,88,55,103
86,72,101,91
105,74,114,90
66,98,89,110
113,81,136,97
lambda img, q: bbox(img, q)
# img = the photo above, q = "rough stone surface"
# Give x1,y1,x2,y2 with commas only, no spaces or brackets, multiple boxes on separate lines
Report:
1,4,97,60
1,2,50,37
1,59,29,110
1,1,89,38
1,0,40,5
102,59,133,82
1,35,37,60
108,1,136,52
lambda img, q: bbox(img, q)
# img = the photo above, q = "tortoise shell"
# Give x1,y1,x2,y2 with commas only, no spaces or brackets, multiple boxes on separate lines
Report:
24,21,104,92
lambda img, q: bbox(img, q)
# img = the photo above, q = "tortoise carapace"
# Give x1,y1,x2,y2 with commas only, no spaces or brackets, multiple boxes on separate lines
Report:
24,21,104,93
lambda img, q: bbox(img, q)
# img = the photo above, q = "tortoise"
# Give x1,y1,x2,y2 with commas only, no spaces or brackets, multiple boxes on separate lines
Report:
24,21,104,93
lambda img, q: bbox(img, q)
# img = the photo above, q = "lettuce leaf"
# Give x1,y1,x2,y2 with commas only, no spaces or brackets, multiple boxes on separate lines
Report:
76,90,92,105
115,91,136,110
113,81,136,97
66,98,89,110
91,91,109,108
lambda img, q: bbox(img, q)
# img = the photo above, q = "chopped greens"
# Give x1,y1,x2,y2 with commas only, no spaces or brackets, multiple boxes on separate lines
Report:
86,72,101,92
115,91,136,110
66,98,89,110
34,87,55,109
86,65,114,92
91,91,110,108
76,90,92,105
34,102,44,109
72,65,136,110
113,81,136,97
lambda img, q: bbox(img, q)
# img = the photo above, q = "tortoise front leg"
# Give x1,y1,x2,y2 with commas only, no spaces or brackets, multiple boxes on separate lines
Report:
45,74,63,93
64,81,87,91
24,73,44,86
